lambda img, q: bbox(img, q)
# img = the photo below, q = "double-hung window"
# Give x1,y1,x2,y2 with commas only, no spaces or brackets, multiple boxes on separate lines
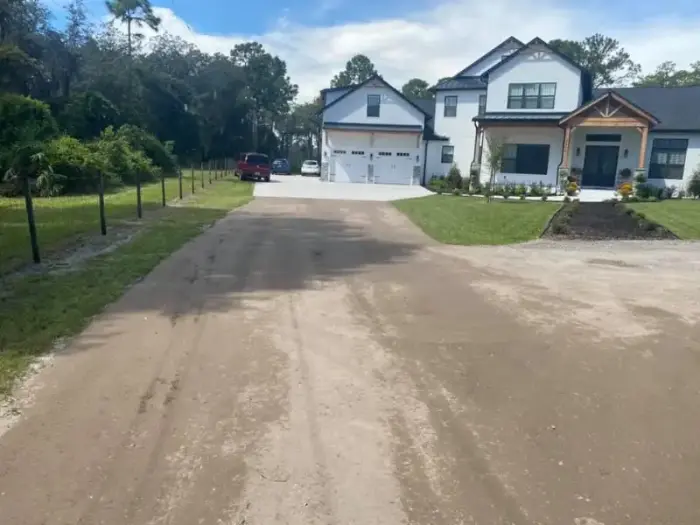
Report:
649,138,688,179
507,83,556,109
444,96,458,117
367,94,381,117
501,144,550,175
441,145,454,164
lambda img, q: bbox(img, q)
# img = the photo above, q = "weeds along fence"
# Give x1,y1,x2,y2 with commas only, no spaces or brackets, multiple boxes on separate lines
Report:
0,158,237,274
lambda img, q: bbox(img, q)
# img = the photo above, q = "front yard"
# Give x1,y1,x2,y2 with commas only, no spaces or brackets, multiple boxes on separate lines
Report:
394,195,559,245
627,200,700,239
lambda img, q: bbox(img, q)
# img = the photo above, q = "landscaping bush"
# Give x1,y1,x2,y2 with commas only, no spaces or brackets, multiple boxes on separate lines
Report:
43,136,104,194
92,126,160,185
468,164,481,193
529,182,545,197
635,183,653,199
446,163,463,190
116,124,178,175
514,183,527,196
428,176,448,193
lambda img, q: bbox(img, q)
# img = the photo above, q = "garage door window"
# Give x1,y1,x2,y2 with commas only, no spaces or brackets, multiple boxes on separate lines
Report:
378,151,392,156
333,149,347,154
441,145,454,164
367,95,381,117
351,150,365,155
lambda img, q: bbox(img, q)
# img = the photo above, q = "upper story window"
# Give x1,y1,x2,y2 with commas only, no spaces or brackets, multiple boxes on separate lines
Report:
507,83,556,109
444,96,458,117
649,138,688,180
478,94,487,116
367,94,381,117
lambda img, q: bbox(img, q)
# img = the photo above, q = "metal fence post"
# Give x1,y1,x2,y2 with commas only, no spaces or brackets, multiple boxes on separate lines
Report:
161,170,166,207
98,171,107,235
23,174,40,264
136,172,143,219
201,162,204,188
178,168,183,199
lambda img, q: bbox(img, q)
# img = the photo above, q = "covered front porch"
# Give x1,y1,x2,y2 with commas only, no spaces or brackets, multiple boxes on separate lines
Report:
559,91,660,189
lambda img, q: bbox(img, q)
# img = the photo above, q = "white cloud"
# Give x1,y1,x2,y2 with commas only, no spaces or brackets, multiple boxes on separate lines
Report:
142,0,700,102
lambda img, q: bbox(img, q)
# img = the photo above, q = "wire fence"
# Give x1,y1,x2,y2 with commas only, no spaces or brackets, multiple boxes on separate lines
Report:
0,158,236,274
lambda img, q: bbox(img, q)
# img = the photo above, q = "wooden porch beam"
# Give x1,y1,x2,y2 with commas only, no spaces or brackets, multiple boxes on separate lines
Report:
638,126,649,170
561,127,572,168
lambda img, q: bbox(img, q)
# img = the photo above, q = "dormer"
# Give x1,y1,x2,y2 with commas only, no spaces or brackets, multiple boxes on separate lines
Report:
481,37,592,114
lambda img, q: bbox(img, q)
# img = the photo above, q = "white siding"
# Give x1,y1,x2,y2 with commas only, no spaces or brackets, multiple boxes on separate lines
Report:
424,141,452,181
458,41,522,77
323,83,424,128
324,88,351,106
480,127,564,186
433,90,483,173
486,46,583,113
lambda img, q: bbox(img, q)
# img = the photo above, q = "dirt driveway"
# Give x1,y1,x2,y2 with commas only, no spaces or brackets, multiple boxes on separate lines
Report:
1,198,700,525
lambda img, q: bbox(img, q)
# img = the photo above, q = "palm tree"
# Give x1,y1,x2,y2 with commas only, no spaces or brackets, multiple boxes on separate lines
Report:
105,0,160,98
106,0,159,218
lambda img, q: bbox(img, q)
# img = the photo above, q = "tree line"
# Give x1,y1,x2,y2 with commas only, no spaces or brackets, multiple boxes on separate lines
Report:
1,0,321,196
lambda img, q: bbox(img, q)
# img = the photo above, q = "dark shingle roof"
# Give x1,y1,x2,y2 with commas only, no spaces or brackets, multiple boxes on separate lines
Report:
409,97,435,118
596,87,700,131
433,76,487,91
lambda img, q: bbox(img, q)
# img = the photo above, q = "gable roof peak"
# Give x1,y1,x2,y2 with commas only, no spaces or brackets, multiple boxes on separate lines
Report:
453,36,525,78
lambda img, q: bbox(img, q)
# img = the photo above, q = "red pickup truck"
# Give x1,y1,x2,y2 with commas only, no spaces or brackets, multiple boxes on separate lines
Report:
237,153,271,182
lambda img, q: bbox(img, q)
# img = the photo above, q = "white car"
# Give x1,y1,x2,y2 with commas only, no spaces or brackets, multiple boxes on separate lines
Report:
301,160,320,176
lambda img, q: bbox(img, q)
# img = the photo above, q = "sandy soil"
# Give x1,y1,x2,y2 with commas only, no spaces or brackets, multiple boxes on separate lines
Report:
1,199,700,525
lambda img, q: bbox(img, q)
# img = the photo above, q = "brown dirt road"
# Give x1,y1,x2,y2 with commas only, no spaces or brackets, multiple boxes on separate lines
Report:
1,198,700,525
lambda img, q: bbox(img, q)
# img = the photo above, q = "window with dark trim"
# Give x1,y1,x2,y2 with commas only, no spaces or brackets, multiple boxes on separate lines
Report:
441,145,454,164
502,144,550,175
444,96,458,117
478,94,487,116
507,83,556,109
586,134,621,142
367,94,381,117
649,138,688,180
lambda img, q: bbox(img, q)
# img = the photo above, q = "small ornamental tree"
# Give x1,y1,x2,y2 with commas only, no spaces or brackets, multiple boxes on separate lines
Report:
688,168,700,198
446,163,463,190
485,135,506,203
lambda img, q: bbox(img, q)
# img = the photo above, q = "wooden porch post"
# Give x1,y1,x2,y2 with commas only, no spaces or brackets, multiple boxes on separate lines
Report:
638,125,649,169
472,125,481,165
561,126,572,168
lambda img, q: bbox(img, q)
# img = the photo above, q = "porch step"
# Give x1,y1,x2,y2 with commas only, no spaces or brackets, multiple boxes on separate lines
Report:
577,189,617,202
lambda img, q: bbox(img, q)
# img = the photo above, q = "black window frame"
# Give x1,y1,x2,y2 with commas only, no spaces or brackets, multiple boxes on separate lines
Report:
501,144,550,175
444,96,458,117
507,83,556,109
478,94,487,116
649,138,688,180
367,94,381,117
441,145,454,164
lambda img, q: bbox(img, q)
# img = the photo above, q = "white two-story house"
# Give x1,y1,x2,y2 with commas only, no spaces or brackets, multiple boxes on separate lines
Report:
319,37,700,192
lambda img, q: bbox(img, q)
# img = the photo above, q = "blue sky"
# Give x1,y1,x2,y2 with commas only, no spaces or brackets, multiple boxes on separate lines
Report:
57,0,700,101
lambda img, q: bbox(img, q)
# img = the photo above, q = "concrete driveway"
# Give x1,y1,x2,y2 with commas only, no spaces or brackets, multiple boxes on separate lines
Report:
253,174,432,201
2,198,700,525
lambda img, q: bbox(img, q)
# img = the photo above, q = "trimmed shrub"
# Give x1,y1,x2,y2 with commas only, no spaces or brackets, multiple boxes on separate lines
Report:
116,124,178,175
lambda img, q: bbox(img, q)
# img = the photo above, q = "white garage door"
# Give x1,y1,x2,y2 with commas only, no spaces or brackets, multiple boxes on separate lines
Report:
373,150,417,185
333,149,368,183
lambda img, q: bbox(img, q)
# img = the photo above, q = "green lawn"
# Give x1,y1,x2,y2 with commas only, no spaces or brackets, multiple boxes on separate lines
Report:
394,195,560,245
0,169,227,274
628,200,700,239
0,178,252,397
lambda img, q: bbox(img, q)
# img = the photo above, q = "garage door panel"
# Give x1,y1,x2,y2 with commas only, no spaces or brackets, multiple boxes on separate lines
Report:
327,131,371,150
373,150,416,185
334,150,367,183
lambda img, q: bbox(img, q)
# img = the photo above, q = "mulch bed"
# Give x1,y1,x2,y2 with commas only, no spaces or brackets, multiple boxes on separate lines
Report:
542,202,677,240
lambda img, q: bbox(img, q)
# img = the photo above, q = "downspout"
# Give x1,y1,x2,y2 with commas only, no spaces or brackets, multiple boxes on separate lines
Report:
422,139,429,187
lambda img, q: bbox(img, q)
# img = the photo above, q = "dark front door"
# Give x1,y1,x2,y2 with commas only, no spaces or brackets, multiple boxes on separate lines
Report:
582,145,619,188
